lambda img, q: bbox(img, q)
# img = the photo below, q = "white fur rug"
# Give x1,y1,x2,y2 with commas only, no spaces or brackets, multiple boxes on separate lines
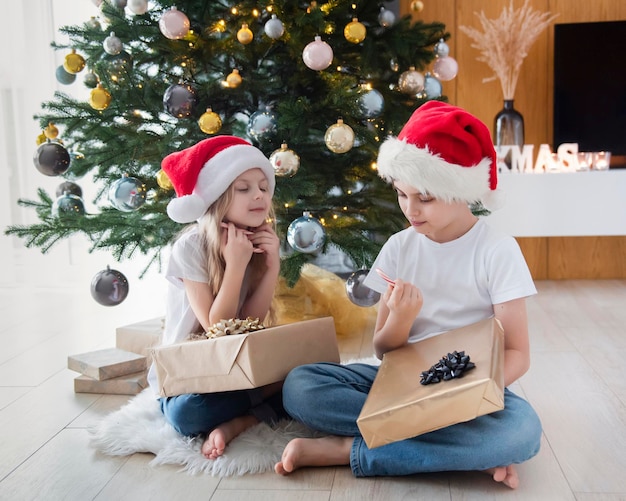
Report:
89,389,321,476
90,357,379,476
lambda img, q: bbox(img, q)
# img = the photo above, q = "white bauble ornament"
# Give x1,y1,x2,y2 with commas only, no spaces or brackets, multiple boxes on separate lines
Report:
103,32,123,56
128,0,148,15
378,7,396,28
264,14,284,39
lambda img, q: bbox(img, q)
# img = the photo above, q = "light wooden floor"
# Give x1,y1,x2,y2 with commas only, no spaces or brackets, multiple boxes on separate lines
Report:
1,249,626,500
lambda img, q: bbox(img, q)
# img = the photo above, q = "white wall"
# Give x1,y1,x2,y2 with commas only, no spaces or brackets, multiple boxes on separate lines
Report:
0,1,165,319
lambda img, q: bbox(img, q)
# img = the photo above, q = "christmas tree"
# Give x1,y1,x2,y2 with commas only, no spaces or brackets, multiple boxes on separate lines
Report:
6,0,450,286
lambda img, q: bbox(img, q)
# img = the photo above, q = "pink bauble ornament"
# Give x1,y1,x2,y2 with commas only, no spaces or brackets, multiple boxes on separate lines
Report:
302,36,333,71
433,56,458,81
159,7,190,40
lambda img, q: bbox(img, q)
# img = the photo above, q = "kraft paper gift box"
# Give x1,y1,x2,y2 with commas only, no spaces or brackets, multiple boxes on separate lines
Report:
151,316,340,397
74,371,147,395
68,348,147,381
357,317,505,449
116,317,164,357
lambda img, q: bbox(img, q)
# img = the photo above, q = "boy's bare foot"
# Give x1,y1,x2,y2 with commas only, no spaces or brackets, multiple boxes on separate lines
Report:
274,436,352,475
201,415,259,459
484,465,519,489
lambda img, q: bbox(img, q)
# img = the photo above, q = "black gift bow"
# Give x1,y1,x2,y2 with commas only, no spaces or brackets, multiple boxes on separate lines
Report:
420,350,476,385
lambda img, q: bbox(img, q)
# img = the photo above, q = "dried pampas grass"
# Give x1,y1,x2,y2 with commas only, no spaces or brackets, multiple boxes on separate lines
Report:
460,0,558,100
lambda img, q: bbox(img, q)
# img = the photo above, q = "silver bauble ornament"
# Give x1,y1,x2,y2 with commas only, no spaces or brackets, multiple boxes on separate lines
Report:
247,110,277,144
91,266,129,306
434,39,450,58
346,269,381,307
287,214,325,254
359,88,385,118
424,72,443,99
109,175,147,211
55,65,76,85
51,193,85,218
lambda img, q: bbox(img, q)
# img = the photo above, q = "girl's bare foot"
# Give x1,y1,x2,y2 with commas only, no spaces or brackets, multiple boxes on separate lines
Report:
484,465,519,489
201,415,259,459
274,436,352,475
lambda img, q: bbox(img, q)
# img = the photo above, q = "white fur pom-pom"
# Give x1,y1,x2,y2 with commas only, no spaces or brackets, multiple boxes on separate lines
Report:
166,193,207,223
481,188,506,212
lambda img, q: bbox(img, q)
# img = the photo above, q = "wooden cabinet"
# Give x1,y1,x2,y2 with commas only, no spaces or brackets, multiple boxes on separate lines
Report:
400,0,626,279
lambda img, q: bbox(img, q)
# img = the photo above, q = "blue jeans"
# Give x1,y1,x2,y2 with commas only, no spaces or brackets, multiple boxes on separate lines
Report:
283,362,542,477
160,387,287,437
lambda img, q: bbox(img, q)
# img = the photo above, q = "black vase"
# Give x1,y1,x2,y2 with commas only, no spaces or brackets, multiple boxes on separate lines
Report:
494,100,524,147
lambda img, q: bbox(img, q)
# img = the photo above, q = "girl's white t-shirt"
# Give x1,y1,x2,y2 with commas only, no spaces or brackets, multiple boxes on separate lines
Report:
147,226,248,394
363,219,537,343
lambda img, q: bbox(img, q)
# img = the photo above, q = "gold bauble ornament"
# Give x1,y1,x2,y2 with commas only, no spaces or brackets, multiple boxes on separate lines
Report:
344,18,366,44
156,169,173,190
269,143,300,177
237,23,253,44
36,132,47,145
89,84,112,111
63,50,86,74
410,0,424,13
44,123,59,140
226,68,242,88
324,119,355,154
398,66,425,94
198,108,222,134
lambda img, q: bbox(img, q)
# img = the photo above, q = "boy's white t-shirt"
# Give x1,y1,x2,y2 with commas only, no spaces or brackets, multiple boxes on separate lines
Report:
363,219,537,343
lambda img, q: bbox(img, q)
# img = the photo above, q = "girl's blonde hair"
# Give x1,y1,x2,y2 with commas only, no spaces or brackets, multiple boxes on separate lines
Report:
180,182,278,325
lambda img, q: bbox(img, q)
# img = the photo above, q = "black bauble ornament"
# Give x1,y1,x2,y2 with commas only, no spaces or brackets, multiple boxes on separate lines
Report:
33,142,71,176
90,266,129,306
56,180,83,198
163,83,198,118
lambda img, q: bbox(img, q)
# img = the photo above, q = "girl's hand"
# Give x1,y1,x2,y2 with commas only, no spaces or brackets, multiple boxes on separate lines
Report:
382,279,423,320
221,222,255,268
247,222,280,269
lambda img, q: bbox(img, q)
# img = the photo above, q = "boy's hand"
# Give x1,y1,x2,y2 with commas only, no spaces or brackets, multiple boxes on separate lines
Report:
383,278,423,319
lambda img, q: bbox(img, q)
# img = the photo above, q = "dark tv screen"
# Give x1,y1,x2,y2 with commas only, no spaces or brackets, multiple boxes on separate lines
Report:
553,20,626,165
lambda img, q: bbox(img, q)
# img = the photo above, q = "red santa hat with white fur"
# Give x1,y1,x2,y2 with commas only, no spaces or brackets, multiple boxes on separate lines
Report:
162,135,275,223
376,101,504,211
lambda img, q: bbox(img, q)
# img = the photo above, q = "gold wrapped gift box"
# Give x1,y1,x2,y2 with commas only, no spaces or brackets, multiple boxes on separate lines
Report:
151,316,340,397
357,317,505,449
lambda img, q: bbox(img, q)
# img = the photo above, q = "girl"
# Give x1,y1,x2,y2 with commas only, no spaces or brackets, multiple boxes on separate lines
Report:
275,102,542,489
147,135,285,460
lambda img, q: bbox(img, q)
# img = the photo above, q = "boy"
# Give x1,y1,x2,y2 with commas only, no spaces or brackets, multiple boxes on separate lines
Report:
275,102,542,489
